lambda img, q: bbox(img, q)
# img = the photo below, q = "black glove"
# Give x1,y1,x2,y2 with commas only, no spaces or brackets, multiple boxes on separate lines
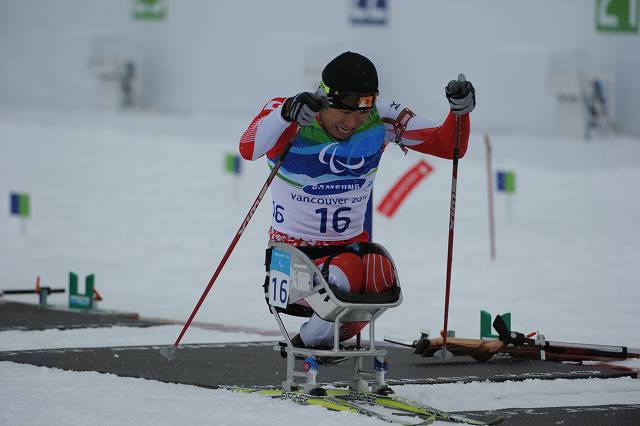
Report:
281,92,325,126
446,74,476,116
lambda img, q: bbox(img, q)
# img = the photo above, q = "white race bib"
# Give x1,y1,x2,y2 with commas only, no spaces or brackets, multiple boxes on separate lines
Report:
270,176,375,241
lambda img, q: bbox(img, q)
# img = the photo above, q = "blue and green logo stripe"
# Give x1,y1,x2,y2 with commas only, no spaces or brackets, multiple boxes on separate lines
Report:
10,192,30,217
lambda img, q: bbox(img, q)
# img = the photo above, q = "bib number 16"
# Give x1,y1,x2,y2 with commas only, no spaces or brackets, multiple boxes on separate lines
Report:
269,276,288,308
315,207,352,234
269,248,291,308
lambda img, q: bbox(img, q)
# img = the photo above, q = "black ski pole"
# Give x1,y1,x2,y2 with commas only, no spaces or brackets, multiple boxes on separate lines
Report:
160,139,295,360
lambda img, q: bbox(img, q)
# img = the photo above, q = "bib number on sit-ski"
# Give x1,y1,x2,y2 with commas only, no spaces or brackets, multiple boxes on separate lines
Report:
269,248,291,308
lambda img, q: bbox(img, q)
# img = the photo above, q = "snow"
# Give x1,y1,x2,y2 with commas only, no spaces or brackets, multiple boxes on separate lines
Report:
1,104,640,424
0,326,269,352
1,362,381,426
2,362,639,426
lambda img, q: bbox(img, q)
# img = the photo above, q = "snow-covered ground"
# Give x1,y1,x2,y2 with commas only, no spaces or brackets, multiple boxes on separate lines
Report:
1,105,640,425
0,326,270,352
2,361,639,426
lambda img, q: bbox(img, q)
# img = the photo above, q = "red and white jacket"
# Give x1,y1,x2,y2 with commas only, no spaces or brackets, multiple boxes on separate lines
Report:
239,97,470,247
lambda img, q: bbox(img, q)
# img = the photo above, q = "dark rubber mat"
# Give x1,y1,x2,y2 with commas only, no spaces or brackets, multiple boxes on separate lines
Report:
2,301,638,425
464,405,640,425
1,342,638,424
0,341,635,387
0,300,158,330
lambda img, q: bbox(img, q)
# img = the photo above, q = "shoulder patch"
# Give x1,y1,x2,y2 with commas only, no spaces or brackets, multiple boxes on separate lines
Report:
263,97,286,111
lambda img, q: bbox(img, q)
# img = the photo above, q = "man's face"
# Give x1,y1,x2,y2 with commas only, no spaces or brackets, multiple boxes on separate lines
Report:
319,108,371,140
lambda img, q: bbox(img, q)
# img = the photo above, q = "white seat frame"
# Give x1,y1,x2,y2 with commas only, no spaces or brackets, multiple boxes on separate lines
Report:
265,242,402,393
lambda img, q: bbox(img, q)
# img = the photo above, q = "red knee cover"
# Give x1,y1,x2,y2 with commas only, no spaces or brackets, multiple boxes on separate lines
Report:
339,321,368,341
363,253,396,294
314,252,364,294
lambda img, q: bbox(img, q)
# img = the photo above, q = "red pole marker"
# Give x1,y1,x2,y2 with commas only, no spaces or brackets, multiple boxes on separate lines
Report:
377,160,434,218
434,114,461,361
484,134,496,260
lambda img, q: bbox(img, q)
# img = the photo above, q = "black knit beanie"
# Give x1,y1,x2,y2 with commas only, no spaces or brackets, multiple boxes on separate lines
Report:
321,52,378,94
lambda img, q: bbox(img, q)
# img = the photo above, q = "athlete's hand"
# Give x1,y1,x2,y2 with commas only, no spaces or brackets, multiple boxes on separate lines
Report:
446,74,476,116
281,92,325,126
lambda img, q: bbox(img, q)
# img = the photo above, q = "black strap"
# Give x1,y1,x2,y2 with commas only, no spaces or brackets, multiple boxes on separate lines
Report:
320,247,359,282
264,247,273,271
332,285,400,304
382,107,415,153
299,241,390,260
298,244,351,260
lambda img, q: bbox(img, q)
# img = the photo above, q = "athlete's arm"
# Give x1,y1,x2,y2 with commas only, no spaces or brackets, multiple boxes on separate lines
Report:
239,98,298,161
377,98,470,159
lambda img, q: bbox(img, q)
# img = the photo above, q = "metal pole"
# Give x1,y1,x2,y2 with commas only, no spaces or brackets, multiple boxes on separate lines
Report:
484,134,496,260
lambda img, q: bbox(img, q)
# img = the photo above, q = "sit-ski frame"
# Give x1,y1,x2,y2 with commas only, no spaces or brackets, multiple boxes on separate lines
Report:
265,242,402,394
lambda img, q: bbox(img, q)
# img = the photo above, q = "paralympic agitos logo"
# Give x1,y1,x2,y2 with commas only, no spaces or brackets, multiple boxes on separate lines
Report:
319,142,365,173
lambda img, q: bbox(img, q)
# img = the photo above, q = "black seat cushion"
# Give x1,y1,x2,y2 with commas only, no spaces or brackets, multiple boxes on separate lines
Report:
269,300,315,317
331,285,401,304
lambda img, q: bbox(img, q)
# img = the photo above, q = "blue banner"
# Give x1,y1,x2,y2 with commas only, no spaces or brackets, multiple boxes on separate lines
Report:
496,171,516,193
10,193,20,215
10,192,30,217
271,248,291,275
351,0,388,25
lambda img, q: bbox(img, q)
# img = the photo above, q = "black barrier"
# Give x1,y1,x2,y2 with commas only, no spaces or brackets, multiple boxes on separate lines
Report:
1,287,65,296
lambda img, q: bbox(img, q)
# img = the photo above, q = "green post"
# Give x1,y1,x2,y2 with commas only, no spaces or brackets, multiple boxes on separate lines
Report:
69,272,78,296
69,272,95,309
480,310,511,339
480,310,494,338
86,274,95,297
500,312,511,334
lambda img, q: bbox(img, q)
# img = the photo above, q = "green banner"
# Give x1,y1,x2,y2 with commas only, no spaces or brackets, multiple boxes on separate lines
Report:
225,153,241,175
596,0,639,33
133,0,167,21
19,194,30,217
497,171,516,194
10,193,30,217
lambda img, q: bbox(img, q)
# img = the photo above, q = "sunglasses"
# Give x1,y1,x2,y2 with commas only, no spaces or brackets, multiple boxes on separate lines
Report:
320,81,378,111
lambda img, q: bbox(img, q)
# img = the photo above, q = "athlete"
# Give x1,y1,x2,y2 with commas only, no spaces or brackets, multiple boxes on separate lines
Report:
239,52,475,348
